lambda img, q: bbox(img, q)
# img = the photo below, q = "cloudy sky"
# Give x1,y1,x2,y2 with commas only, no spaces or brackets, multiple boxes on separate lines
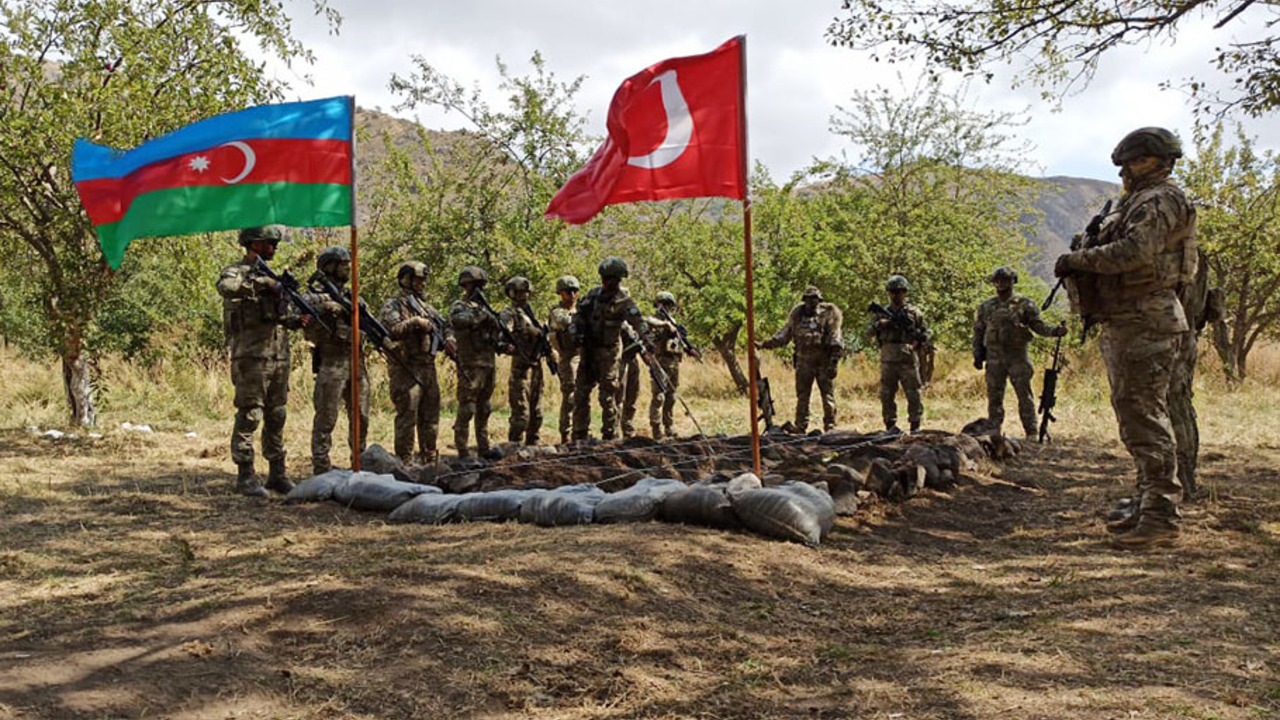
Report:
264,0,1278,183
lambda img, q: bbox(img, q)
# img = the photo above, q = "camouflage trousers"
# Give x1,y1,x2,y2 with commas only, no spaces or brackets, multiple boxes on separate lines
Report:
389,355,440,463
454,363,496,458
985,353,1037,436
230,357,290,467
573,346,621,441
614,354,641,437
508,359,544,445
557,350,579,442
311,358,370,475
1100,323,1182,513
880,359,923,430
795,353,837,432
1168,328,1200,497
649,357,681,438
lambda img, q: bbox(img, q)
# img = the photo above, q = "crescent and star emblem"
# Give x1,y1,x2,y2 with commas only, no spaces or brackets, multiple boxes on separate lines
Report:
219,141,256,184
626,70,693,170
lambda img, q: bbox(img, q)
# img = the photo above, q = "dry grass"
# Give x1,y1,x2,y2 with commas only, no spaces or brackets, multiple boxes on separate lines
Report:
1,343,1278,719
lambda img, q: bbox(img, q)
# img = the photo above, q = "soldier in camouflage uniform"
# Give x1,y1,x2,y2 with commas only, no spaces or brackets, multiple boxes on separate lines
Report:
571,257,649,441
973,266,1068,437
646,292,701,439
547,275,581,444
449,266,513,458
380,261,455,464
1055,127,1196,549
216,226,302,496
867,276,930,433
614,345,642,437
761,286,843,433
499,276,546,445
1169,248,1222,500
302,246,371,475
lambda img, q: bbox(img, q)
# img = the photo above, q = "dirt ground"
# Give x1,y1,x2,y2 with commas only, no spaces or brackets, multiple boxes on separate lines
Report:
1,426,1277,720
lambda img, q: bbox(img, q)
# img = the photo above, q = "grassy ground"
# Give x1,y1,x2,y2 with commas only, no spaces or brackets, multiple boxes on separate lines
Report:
1,343,1277,719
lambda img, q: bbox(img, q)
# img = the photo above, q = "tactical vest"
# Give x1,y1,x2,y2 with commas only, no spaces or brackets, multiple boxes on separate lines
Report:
579,287,637,349
219,261,290,360
648,319,683,360
548,305,577,359
384,293,443,359
451,298,499,366
793,304,837,355
981,296,1034,350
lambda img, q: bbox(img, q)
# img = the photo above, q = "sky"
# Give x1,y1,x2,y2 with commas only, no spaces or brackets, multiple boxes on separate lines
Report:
263,0,1279,183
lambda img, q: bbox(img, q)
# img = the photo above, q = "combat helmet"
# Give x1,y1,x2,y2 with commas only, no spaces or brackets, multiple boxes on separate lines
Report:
238,225,284,247
555,275,581,293
886,275,910,292
1111,127,1183,166
598,257,629,279
504,275,532,298
458,265,488,287
802,286,823,301
317,246,350,272
989,266,1018,284
655,291,677,307
397,261,429,288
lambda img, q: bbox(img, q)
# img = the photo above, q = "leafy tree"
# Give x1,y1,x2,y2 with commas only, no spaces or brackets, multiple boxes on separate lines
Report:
0,0,336,425
826,0,1280,118
1179,123,1280,380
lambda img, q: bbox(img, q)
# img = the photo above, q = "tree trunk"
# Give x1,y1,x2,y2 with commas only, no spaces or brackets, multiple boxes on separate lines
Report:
1212,318,1234,382
714,322,749,394
61,328,96,427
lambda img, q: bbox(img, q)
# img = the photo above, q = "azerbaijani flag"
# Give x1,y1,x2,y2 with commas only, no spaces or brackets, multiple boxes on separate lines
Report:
72,96,354,269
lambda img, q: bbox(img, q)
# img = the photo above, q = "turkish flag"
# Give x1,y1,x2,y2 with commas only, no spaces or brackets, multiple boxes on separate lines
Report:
545,36,745,224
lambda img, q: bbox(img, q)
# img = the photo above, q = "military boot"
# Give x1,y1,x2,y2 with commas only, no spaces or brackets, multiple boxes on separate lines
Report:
1104,497,1140,534
1113,497,1180,549
909,421,921,434
651,424,663,439
265,458,294,495
236,463,268,498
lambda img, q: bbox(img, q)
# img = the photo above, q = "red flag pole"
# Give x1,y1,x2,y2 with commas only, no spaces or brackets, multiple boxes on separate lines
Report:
348,95,362,472
737,36,762,479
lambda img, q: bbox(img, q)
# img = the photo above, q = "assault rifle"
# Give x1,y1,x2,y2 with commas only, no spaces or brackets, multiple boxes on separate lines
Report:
252,257,334,336
403,294,453,360
1037,335,1063,443
470,289,520,357
1042,198,1113,312
756,376,777,432
656,306,702,360
308,272,429,389
867,301,928,344
520,304,560,376
621,323,709,439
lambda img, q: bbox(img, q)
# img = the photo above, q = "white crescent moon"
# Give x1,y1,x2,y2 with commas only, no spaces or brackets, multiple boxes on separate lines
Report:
626,70,693,170
220,141,256,184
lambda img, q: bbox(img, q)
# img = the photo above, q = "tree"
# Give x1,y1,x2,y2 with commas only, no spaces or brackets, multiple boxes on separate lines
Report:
826,0,1280,119
1179,123,1280,380
0,0,335,426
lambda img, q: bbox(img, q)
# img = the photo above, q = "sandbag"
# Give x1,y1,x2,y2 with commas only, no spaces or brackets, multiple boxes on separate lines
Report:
781,481,836,539
388,493,463,524
658,484,740,529
359,443,405,475
332,471,441,512
594,477,686,524
453,489,544,522
285,469,352,504
730,481,835,546
519,484,606,527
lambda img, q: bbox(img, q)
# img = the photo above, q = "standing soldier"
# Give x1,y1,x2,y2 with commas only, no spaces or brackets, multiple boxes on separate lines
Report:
449,266,511,459
302,246,371,476
380,261,455,465
867,275,930,433
973,266,1068,438
216,226,302,496
647,291,700,439
760,286,843,433
499,276,546,446
615,347,642,438
571,257,648,441
548,275,581,445
1055,127,1195,549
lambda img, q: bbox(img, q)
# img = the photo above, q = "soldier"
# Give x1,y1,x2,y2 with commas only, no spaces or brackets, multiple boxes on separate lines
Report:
615,346,641,438
380,261,455,465
647,291,701,439
1055,126,1196,549
760,286,843,433
571,257,648,441
499,276,546,446
302,246,371,476
867,275,930,433
216,226,302,496
547,275,581,445
449,266,512,459
973,266,1068,438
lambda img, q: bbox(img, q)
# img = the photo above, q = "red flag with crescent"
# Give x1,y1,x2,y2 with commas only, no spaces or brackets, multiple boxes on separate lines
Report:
545,36,746,224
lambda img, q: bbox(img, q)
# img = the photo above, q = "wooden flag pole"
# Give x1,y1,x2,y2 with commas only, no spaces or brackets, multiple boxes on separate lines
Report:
348,96,362,472
737,35,762,479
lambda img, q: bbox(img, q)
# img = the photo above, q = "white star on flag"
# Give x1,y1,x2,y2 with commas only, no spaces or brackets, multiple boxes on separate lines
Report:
188,156,210,173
